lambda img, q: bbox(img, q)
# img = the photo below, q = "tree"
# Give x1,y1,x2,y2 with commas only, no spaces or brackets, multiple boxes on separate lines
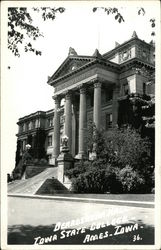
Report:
131,66,155,130
93,7,155,36
8,7,65,56
8,6,156,56
92,7,125,23
106,127,154,193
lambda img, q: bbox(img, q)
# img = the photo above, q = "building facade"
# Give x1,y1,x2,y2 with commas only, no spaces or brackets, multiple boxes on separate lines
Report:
15,32,155,166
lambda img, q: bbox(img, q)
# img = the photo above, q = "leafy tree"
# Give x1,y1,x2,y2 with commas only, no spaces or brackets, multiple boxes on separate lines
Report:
93,7,155,36
8,7,65,56
130,66,155,130
107,127,152,170
92,7,125,23
87,120,109,164
8,6,156,57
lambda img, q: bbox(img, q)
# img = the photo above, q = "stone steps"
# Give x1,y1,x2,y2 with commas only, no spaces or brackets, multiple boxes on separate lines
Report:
8,168,58,194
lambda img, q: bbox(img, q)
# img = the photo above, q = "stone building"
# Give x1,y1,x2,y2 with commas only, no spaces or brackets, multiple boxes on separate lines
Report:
15,32,155,166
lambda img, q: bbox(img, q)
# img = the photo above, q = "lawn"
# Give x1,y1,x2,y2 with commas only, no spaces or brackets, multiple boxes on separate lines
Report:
40,193,154,202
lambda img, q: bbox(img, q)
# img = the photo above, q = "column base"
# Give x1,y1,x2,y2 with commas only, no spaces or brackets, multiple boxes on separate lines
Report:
75,153,88,160
50,157,57,165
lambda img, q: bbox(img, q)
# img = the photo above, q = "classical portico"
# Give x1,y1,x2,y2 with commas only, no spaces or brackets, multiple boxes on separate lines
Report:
48,49,119,161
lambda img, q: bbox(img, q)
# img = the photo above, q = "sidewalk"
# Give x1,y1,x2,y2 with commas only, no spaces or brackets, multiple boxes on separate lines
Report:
8,193,154,208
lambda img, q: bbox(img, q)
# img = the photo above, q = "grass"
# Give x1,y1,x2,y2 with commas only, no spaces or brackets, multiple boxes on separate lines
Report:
40,193,154,202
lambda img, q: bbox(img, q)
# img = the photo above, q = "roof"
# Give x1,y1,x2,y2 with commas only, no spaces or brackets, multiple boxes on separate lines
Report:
48,55,94,83
103,31,154,59
17,109,54,124
47,31,155,86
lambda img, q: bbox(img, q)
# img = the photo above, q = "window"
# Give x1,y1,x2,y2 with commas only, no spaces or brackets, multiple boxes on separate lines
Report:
19,125,22,133
47,136,52,146
28,122,32,130
106,90,113,102
32,120,36,129
48,118,53,127
48,154,52,161
123,51,127,57
22,139,27,150
123,83,129,95
143,82,146,95
90,95,94,107
106,114,112,130
26,122,30,131
22,124,25,132
143,50,146,57
35,119,40,128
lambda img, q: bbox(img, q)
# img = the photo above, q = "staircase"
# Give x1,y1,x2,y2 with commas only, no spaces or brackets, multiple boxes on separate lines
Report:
8,167,58,195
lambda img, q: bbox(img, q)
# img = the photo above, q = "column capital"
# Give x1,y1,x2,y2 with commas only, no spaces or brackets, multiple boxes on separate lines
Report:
65,91,72,100
91,77,104,87
79,86,86,94
52,95,61,104
94,82,102,88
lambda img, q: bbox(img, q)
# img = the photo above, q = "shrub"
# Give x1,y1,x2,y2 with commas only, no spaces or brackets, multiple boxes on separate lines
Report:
71,167,109,193
117,165,145,193
66,125,154,194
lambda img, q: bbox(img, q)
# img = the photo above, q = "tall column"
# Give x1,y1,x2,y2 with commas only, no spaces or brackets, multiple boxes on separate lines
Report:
71,104,76,156
112,86,119,126
52,95,61,161
93,81,102,130
78,87,87,159
64,91,72,152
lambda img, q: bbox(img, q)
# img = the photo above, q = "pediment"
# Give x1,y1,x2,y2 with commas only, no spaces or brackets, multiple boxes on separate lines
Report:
48,56,93,83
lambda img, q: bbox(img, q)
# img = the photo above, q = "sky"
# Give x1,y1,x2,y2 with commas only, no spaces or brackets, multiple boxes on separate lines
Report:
1,1,160,174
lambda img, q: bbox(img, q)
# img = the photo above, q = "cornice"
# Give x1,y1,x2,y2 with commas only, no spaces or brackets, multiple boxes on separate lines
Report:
17,109,55,124
119,58,155,73
103,37,154,59
48,59,119,86
48,56,94,84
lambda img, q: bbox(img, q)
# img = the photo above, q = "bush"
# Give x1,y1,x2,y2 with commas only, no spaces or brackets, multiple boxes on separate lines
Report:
117,165,145,193
66,160,122,193
66,125,154,194
71,168,109,193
